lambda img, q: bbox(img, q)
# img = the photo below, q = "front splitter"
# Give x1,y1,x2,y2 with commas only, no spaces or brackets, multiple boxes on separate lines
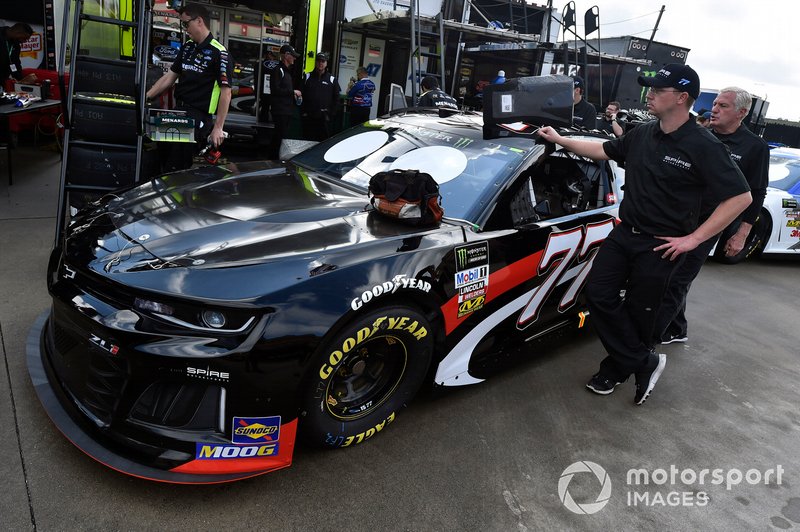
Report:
26,311,295,484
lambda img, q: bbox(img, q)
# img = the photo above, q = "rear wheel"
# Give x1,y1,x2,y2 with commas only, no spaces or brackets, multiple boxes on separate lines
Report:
714,212,771,264
300,306,433,448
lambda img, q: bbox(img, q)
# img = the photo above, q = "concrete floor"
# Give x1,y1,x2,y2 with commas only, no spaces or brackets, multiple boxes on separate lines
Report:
1,143,799,531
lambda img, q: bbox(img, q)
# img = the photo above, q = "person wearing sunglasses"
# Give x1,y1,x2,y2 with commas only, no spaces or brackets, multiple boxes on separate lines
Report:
536,64,752,406
147,3,232,171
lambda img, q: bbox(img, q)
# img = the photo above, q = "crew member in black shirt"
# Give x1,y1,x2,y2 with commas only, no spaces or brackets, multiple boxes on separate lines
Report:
0,23,37,83
572,76,597,129
655,86,769,344
267,44,302,159
301,52,341,141
418,76,459,112
597,101,624,136
537,64,751,405
257,50,280,123
147,3,232,171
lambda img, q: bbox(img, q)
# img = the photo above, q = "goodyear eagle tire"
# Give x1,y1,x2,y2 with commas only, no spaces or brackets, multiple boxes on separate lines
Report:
301,306,433,448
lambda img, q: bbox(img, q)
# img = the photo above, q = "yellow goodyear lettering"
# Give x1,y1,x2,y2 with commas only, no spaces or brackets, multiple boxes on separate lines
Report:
340,412,396,447
318,314,428,380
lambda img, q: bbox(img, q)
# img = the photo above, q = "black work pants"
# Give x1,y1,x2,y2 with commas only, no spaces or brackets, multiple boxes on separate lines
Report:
268,113,291,160
584,223,685,382
302,112,331,141
652,233,719,342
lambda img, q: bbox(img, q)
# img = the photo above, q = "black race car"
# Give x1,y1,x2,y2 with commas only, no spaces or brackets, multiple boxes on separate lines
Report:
29,107,623,483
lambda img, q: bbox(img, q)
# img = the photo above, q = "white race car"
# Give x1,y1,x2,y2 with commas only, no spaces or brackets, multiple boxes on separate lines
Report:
713,146,800,263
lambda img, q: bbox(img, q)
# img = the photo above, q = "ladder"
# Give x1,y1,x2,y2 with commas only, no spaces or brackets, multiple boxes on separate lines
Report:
54,0,153,245
409,1,446,105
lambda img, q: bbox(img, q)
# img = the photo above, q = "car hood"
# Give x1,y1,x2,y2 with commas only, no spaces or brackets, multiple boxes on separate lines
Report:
70,161,401,274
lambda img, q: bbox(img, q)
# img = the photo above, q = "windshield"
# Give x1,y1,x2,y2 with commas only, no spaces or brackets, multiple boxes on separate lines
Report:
769,153,800,194
291,120,534,221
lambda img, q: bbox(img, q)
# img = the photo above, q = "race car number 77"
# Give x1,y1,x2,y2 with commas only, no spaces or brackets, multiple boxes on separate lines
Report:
517,219,615,328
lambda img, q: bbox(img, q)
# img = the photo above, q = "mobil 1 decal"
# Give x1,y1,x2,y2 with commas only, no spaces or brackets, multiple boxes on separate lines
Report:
454,241,489,317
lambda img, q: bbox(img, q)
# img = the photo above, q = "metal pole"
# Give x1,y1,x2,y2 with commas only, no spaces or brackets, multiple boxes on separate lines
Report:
598,15,602,106
643,5,665,61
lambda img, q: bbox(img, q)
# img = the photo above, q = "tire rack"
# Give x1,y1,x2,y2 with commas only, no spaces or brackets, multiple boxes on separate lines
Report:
54,0,153,245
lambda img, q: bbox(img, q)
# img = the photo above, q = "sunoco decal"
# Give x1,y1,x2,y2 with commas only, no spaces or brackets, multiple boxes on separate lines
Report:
351,275,432,310
232,416,281,444
455,242,489,317
196,443,278,459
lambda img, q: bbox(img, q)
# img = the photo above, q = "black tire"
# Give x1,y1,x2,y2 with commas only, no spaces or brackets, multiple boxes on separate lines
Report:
300,306,433,448
714,212,771,264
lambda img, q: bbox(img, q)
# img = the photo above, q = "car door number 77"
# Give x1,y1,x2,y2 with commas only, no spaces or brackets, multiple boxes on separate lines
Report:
517,219,615,328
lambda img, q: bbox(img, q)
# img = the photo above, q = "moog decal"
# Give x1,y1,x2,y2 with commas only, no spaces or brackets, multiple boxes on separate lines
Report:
196,443,278,459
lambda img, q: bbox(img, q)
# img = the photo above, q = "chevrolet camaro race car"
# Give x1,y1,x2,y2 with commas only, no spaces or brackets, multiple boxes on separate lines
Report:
29,108,624,483
713,146,800,263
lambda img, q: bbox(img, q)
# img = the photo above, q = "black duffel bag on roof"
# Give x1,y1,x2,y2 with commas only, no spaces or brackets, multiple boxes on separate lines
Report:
368,169,444,226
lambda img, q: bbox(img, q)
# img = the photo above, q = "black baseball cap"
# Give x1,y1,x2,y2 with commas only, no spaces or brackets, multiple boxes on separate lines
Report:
315,52,328,62
638,63,700,99
280,44,300,58
573,76,584,90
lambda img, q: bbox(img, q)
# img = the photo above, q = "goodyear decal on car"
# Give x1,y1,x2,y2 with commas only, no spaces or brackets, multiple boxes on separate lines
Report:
196,443,279,459
454,241,489,317
351,274,432,310
319,316,428,379
232,416,281,444
787,220,800,228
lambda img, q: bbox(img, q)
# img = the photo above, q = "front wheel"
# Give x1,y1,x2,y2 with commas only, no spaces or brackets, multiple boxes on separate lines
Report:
300,306,434,448
714,212,771,264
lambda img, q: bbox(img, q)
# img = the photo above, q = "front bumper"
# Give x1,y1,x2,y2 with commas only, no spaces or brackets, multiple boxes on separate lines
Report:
27,311,298,484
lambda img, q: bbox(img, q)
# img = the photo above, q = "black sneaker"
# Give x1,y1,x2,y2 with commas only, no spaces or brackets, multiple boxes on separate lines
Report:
586,374,625,395
634,354,667,405
660,333,688,345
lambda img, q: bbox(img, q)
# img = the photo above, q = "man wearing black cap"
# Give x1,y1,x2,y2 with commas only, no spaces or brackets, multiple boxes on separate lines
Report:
267,44,302,159
301,52,341,141
572,76,597,129
146,3,232,171
654,86,769,345
537,64,752,406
